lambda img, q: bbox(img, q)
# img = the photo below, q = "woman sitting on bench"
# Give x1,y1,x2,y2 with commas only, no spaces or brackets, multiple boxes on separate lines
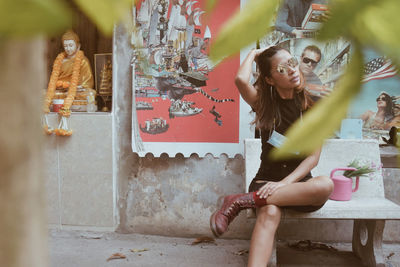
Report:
210,46,334,266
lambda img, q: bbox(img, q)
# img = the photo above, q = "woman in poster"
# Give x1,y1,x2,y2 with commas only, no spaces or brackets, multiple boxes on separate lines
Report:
210,46,333,266
361,92,400,130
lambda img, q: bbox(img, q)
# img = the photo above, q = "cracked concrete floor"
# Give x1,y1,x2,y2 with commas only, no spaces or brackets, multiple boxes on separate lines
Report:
49,230,400,267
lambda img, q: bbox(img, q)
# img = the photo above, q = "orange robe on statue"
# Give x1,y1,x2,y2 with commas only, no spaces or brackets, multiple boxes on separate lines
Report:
58,55,94,89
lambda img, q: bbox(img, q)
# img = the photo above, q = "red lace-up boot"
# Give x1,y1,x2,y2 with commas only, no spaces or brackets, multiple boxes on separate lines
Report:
210,192,266,237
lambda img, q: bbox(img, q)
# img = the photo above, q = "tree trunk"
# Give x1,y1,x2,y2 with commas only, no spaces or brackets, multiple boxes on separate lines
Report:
0,38,48,267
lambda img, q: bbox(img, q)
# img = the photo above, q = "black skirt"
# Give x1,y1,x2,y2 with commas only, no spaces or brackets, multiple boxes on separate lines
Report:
248,176,324,213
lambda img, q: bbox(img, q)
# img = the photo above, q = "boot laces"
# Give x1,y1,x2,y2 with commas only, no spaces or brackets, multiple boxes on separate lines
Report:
224,198,254,222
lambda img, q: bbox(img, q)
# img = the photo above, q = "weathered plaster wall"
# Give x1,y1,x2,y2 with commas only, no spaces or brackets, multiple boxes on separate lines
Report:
114,23,400,242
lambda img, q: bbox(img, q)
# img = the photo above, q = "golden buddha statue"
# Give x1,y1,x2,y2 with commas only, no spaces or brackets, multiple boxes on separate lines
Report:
43,30,96,136
57,30,94,90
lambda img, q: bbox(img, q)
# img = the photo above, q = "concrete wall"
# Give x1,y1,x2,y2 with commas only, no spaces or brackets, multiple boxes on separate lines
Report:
113,23,400,242
43,23,399,242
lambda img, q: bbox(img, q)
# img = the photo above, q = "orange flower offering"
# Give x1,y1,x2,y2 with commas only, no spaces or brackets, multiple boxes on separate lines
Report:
62,50,83,113
54,128,73,136
44,52,66,113
62,81,70,89
58,107,71,117
54,116,73,136
41,114,54,135
43,125,53,135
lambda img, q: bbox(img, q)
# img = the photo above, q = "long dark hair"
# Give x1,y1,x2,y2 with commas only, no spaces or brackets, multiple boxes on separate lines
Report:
378,92,395,122
253,46,313,130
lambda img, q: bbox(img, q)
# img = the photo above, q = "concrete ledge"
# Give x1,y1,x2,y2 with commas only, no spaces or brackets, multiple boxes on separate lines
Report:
44,113,114,228
284,198,400,219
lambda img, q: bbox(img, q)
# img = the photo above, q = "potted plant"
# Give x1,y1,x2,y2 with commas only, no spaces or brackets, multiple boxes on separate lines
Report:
343,159,375,178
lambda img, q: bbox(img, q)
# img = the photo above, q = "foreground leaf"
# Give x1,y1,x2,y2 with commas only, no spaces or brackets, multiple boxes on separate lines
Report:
317,0,376,41
73,0,132,35
210,0,279,63
349,0,400,69
0,0,72,37
272,46,364,158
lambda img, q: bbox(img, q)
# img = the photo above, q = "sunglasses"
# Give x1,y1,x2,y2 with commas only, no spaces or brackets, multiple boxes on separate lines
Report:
276,58,299,75
376,96,387,102
302,57,319,67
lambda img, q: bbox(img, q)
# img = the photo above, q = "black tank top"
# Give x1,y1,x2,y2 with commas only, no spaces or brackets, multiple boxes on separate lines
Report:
254,94,309,181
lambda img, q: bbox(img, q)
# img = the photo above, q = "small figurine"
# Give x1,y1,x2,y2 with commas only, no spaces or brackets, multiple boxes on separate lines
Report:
43,30,95,136
98,59,113,111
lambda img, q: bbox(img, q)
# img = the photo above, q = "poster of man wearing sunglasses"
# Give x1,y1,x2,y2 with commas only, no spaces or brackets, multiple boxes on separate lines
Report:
300,45,322,85
259,0,351,101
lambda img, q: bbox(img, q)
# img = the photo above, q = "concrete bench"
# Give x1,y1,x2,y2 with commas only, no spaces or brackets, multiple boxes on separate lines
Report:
244,138,400,267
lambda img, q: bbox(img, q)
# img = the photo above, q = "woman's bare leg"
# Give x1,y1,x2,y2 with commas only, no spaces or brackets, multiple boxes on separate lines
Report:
263,176,334,207
209,176,333,238
248,205,281,267
247,176,332,266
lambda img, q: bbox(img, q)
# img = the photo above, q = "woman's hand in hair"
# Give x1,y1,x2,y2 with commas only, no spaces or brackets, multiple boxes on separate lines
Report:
253,48,265,56
256,181,288,199
252,47,271,58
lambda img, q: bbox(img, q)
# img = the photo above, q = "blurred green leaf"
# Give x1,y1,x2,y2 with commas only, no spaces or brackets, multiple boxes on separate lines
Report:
210,0,279,63
73,0,132,35
272,46,364,159
0,0,72,37
319,0,400,68
349,0,400,68
317,0,376,41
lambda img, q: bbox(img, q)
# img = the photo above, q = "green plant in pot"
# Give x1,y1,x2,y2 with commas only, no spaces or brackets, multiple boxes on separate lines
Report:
343,160,375,178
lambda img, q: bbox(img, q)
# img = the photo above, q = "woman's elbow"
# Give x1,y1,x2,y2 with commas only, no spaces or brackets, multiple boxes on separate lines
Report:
234,76,247,90
234,76,242,87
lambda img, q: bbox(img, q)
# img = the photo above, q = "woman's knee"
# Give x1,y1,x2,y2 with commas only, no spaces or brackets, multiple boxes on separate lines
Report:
321,176,334,195
314,176,334,199
256,205,281,227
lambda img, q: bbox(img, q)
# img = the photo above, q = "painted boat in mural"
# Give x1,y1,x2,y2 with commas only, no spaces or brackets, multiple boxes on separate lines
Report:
136,101,154,110
169,107,203,117
169,99,202,118
140,118,169,134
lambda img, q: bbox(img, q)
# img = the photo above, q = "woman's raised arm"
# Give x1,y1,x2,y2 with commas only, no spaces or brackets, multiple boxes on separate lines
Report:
234,49,264,108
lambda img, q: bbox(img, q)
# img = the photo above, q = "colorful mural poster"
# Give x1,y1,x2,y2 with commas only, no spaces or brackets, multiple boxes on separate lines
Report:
349,49,400,142
131,0,253,157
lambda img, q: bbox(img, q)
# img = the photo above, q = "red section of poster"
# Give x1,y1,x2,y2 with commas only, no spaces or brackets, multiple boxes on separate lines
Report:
134,0,240,143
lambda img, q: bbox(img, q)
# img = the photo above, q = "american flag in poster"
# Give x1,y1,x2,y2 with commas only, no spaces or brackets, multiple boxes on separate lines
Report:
362,57,398,83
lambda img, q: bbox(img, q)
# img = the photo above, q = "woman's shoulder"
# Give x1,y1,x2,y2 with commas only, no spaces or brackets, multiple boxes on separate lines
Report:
361,110,374,120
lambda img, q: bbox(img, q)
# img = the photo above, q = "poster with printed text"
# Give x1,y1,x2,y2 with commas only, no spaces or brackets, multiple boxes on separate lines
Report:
131,0,254,157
